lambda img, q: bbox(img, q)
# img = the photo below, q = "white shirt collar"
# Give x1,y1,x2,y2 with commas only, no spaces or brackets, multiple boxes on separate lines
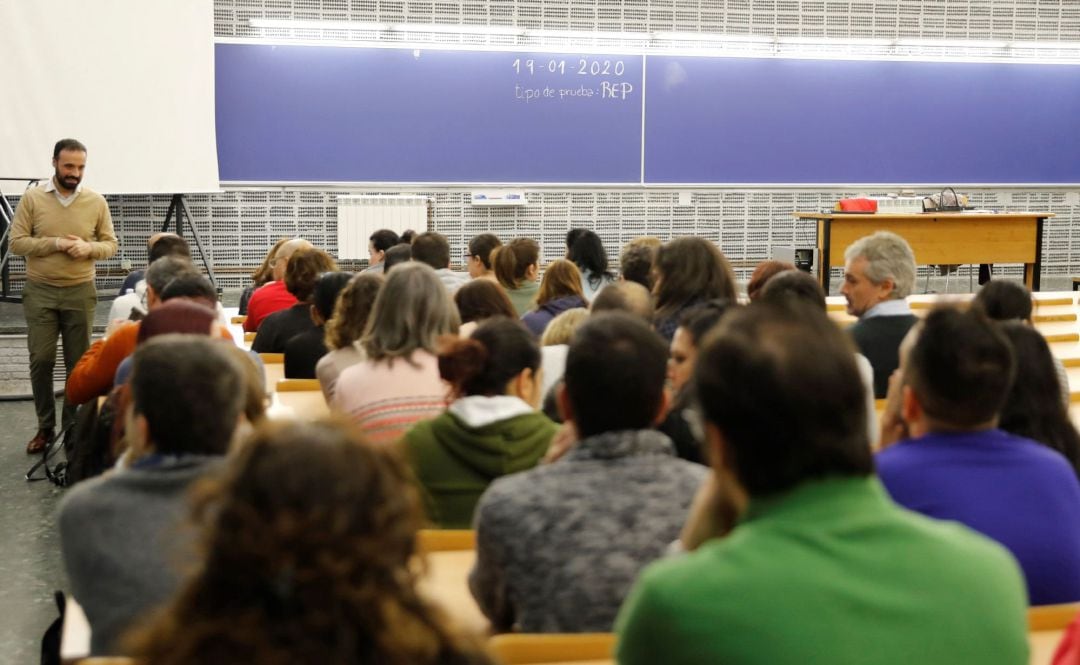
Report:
43,177,82,206
863,298,913,320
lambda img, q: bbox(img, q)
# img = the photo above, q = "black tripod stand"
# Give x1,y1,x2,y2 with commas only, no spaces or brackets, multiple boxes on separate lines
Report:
161,193,217,290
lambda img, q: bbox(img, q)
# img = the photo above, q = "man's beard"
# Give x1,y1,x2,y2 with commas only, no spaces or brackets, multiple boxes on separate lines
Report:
55,171,80,190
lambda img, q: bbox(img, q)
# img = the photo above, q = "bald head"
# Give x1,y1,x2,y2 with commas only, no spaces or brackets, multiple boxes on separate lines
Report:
148,232,179,247
272,238,314,281
590,281,654,322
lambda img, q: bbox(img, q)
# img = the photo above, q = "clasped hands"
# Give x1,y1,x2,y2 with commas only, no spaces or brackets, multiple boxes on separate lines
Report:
56,234,92,259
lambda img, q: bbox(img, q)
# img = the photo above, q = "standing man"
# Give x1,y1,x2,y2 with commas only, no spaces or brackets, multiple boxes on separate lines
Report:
10,139,117,453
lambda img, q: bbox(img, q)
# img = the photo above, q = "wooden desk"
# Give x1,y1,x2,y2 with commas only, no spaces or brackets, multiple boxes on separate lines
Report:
1030,629,1063,665
266,390,331,420
61,551,489,661
795,211,1053,293
418,550,490,636
262,362,285,393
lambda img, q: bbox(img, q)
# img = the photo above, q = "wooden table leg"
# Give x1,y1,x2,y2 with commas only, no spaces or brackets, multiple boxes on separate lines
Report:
818,218,832,293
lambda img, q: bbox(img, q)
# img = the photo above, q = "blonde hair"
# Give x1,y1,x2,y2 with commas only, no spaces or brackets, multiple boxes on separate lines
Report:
540,308,590,346
250,237,290,286
624,236,662,251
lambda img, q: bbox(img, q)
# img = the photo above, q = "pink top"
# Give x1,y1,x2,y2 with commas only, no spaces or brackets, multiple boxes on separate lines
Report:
333,350,448,444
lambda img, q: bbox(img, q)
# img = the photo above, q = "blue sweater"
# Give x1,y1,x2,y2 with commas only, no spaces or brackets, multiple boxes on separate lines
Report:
878,429,1080,605
521,295,588,338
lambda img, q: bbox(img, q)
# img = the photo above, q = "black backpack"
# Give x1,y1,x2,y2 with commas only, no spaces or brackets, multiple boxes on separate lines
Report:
27,387,125,487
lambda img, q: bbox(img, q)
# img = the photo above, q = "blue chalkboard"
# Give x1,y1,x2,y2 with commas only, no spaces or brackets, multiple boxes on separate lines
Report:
214,44,1080,184
643,56,1080,184
215,43,644,183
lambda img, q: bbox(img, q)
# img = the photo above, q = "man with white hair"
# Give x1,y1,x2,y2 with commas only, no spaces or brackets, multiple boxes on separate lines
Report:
841,231,918,398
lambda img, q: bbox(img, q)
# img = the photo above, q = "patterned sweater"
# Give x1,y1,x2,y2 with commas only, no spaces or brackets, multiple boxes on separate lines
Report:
469,429,707,633
333,350,449,444
58,456,222,655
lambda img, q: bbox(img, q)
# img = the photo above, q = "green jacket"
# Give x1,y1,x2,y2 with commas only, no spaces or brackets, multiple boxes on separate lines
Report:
403,400,556,528
616,476,1028,665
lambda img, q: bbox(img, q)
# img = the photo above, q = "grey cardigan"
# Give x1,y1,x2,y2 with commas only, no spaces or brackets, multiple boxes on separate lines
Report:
57,456,221,655
469,429,706,633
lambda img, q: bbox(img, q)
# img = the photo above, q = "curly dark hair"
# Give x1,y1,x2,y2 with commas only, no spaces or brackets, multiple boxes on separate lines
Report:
124,419,492,665
325,272,384,350
284,248,338,302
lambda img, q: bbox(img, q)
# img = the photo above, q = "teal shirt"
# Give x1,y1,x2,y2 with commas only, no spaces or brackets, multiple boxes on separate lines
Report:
615,476,1028,665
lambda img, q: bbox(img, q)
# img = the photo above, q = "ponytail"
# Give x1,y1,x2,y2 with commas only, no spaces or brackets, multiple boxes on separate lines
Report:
438,338,489,394
438,318,540,398
493,238,539,290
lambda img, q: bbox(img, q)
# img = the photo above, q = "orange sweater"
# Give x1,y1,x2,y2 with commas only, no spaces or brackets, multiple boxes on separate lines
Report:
67,322,234,405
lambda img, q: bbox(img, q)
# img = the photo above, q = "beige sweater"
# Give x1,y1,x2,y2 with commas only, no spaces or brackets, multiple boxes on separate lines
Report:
10,183,117,287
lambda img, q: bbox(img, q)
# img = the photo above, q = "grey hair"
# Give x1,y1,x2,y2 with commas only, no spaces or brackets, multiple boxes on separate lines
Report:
145,255,197,295
361,262,460,362
844,231,916,299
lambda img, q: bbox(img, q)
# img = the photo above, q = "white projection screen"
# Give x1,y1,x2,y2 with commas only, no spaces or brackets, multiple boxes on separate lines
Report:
0,0,219,194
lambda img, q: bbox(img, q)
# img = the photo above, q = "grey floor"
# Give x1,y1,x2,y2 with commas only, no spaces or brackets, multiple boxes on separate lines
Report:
0,293,241,665
0,398,69,665
0,297,91,664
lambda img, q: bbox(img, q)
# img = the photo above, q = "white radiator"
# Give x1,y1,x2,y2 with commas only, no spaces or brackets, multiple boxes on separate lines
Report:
336,195,429,260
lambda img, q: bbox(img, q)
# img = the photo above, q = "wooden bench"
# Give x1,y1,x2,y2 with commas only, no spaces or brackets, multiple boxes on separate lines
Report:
488,633,615,664
1029,602,1078,665
258,354,285,394
266,389,330,420
418,529,476,553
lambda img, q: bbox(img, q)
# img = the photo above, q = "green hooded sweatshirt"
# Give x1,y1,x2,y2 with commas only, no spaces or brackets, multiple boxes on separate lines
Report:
403,397,556,528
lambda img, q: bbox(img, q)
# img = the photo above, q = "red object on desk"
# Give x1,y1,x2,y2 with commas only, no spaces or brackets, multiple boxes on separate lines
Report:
836,198,878,213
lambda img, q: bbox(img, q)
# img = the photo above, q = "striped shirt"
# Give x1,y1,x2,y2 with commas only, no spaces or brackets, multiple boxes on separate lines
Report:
333,350,448,444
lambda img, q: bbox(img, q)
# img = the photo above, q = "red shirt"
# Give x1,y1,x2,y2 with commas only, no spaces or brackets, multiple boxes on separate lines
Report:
1052,613,1080,664
243,281,298,332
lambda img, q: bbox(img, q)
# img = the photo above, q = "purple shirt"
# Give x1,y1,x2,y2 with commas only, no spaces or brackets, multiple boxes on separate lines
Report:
878,429,1080,605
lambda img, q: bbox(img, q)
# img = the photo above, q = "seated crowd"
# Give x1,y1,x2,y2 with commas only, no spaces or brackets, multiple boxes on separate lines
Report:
49,226,1080,664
